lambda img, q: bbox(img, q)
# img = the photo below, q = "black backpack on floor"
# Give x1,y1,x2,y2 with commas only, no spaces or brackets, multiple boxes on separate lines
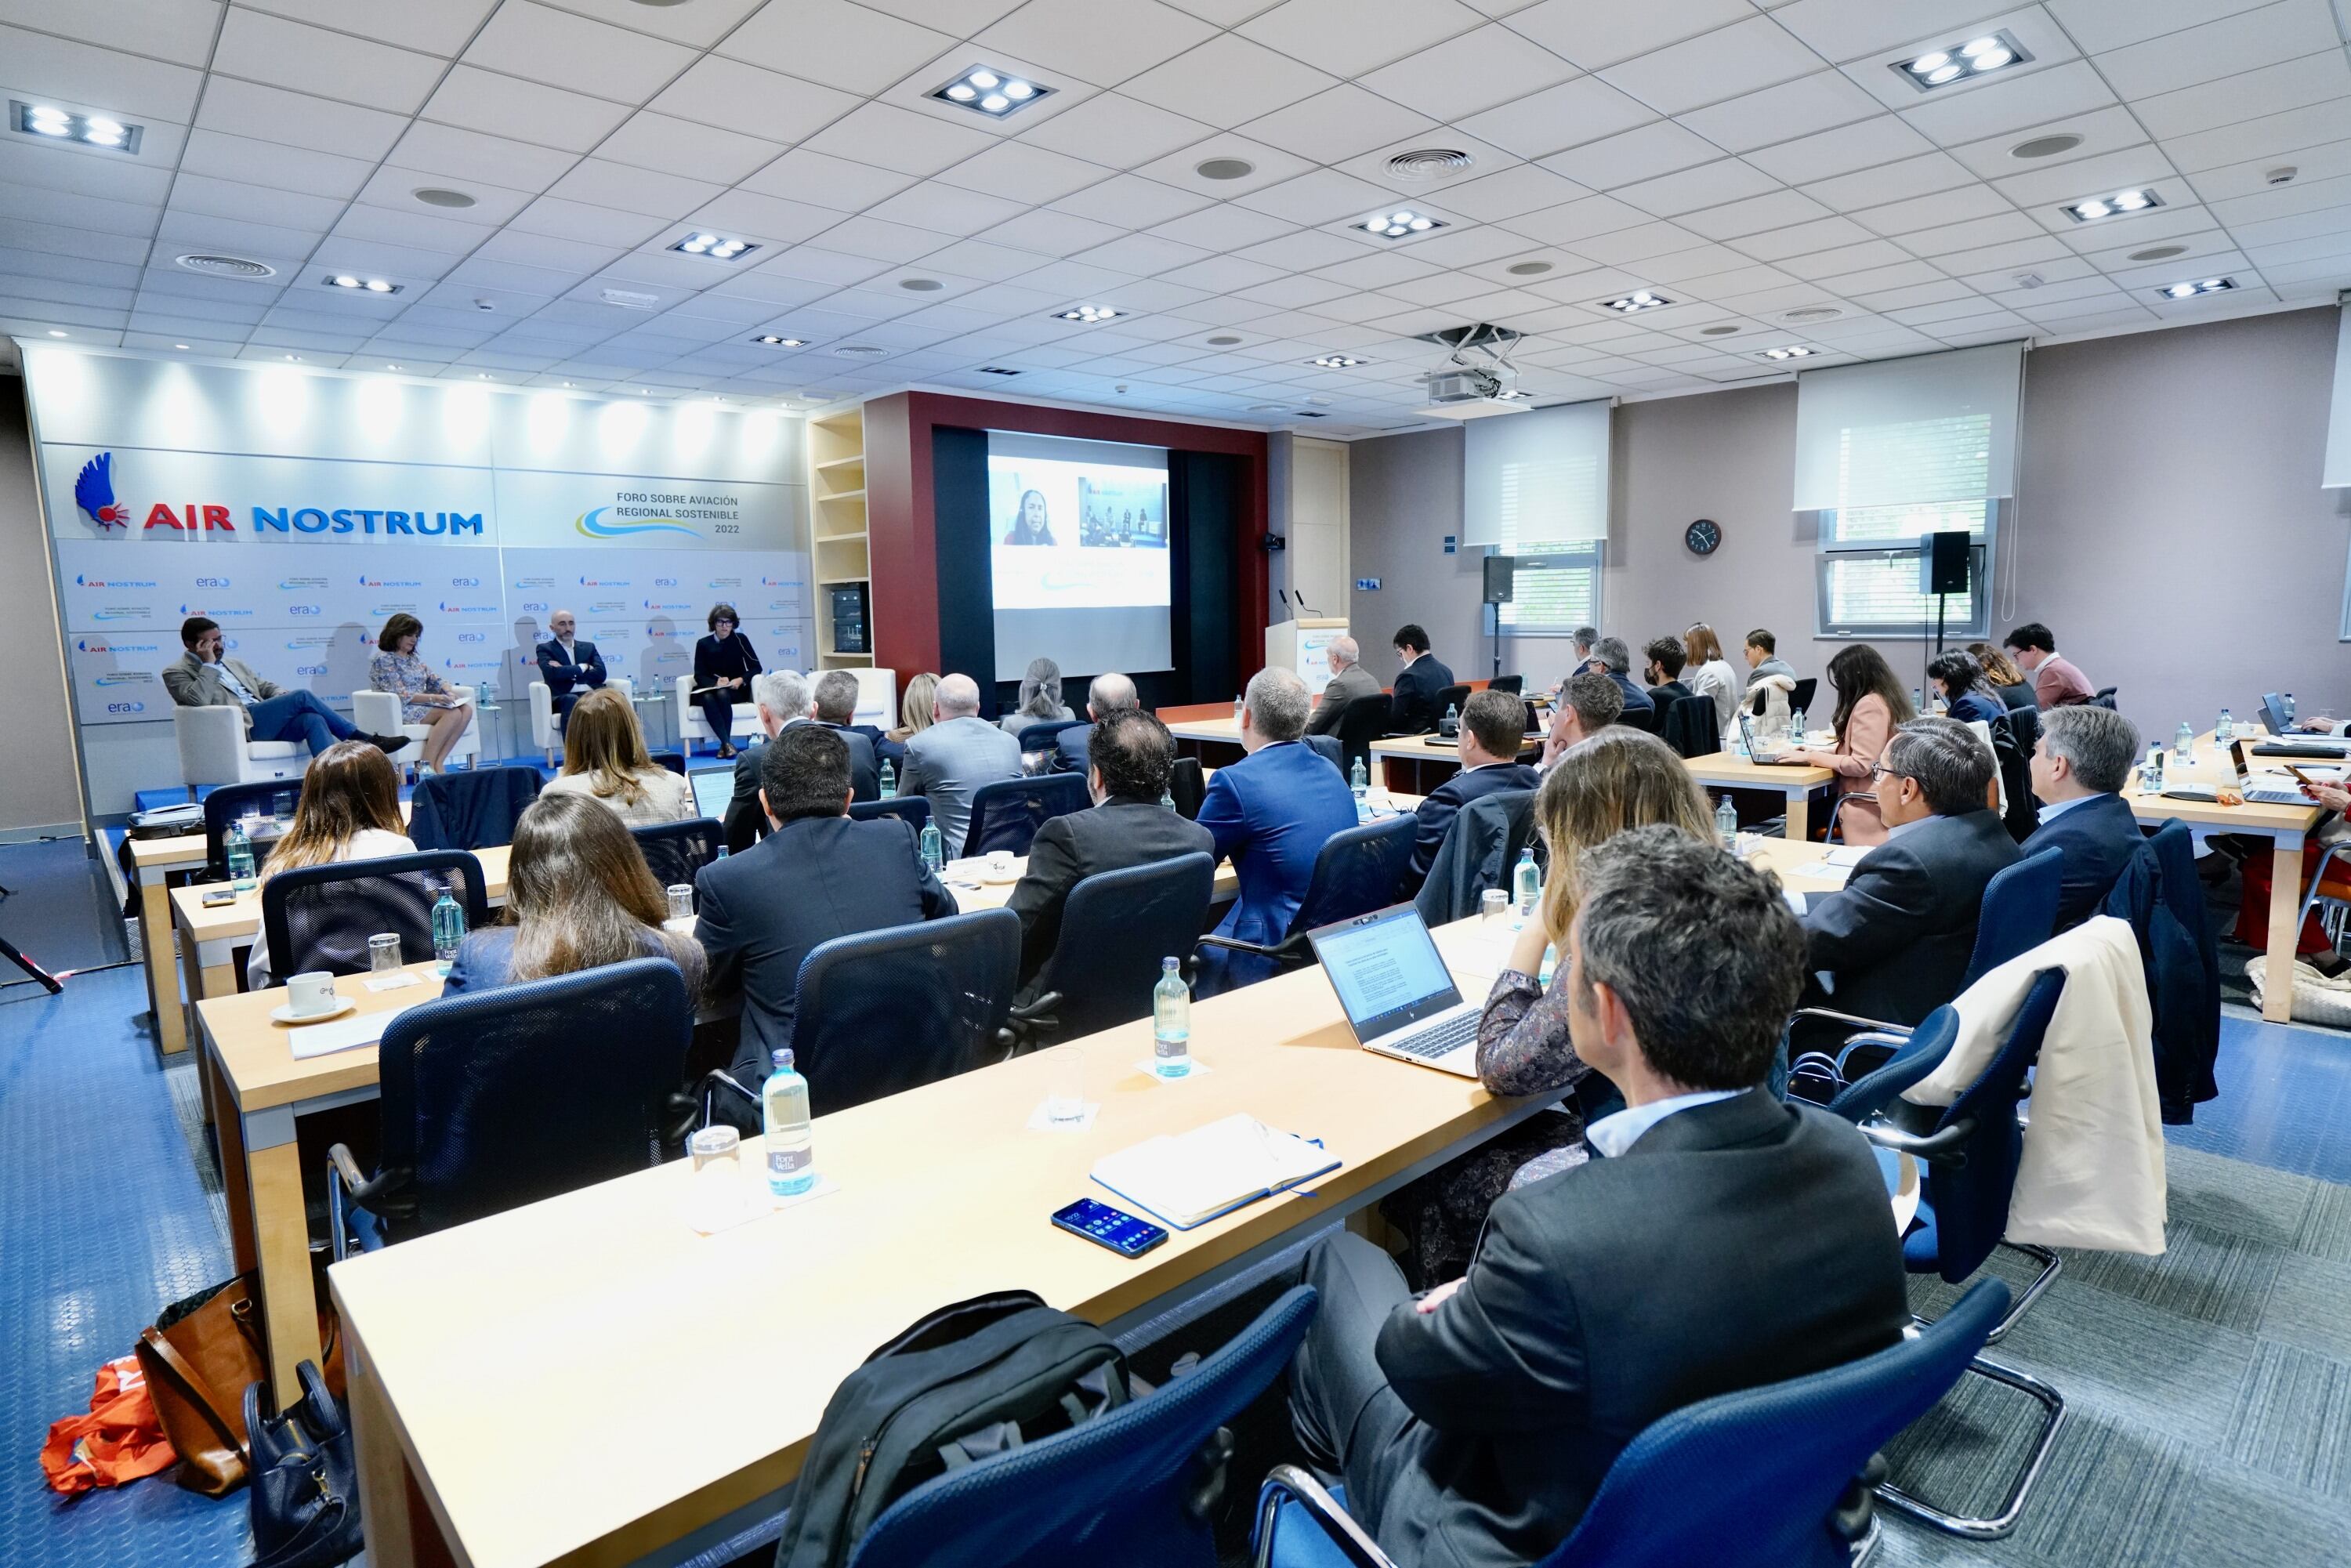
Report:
774,1290,1131,1568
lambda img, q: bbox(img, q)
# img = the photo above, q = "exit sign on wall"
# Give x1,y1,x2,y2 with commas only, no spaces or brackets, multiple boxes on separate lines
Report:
1355,577,1380,591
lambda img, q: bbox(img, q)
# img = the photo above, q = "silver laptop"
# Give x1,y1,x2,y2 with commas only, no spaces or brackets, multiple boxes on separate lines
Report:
687,766,735,820
1308,904,1482,1077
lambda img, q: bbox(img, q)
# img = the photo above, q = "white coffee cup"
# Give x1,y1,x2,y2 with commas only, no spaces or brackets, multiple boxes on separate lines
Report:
287,971,339,1017
987,849,1014,877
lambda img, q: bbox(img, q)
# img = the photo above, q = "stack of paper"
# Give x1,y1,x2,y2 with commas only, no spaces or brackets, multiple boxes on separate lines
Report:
288,1009,403,1060
1092,1113,1339,1230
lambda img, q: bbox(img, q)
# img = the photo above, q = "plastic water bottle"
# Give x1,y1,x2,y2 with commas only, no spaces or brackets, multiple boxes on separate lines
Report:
430,889,465,968
1152,958,1190,1078
2143,744,2165,793
2174,722,2195,766
1442,701,1459,733
1791,706,1806,742
1911,686,1925,715
1349,755,1369,819
225,820,256,891
918,820,944,873
1158,784,1175,811
762,1048,815,1197
2285,693,2298,724
2216,709,2235,746
877,759,896,798
1512,847,1541,918
1715,795,1739,846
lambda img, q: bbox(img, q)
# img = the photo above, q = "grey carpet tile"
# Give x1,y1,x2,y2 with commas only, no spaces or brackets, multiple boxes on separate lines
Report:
1882,1359,2059,1524
2152,1450,2351,1568
2060,1219,2285,1334
1990,1275,2261,1443
2162,1144,2325,1252
2290,1176,2351,1266
1986,1400,2197,1568
2223,1341,2351,1505
2257,1251,2351,1364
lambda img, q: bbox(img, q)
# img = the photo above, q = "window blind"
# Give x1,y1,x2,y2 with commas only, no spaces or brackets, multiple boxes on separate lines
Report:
2325,303,2351,489
1463,399,1610,545
1792,342,2023,516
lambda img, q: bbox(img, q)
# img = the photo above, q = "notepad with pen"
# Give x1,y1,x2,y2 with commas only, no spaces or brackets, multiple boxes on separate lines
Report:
1090,1113,1340,1231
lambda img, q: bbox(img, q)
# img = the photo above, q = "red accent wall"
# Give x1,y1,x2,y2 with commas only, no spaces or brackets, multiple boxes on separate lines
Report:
863,392,1270,684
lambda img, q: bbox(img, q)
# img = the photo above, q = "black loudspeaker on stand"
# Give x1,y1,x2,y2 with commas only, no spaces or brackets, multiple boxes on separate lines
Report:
1923,529,1975,679
1483,556,1516,681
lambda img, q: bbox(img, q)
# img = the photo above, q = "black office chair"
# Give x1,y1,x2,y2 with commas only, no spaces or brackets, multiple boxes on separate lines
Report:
260,850,491,980
631,817,723,891
850,795,931,835
1304,733,1344,771
790,908,1021,1114
408,763,542,850
647,749,686,777
202,779,301,880
1168,757,1206,820
1012,853,1215,1043
327,958,692,1255
1335,693,1392,777
1016,719,1086,755
1791,677,1817,715
964,774,1090,858
1198,815,1417,974
2091,686,2119,711
1661,693,1723,759
1488,675,1523,695
1616,704,1659,734
1433,683,1472,733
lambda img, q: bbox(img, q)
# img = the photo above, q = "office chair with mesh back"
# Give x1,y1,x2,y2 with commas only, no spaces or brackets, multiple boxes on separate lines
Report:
964,774,1091,859
1255,1280,2012,1568
1959,849,2062,988
1016,719,1087,756
1616,704,1658,735
260,851,491,980
851,1287,1318,1568
648,750,686,776
203,779,301,880
1335,695,1392,777
328,958,691,1255
789,907,1020,1115
407,763,542,850
1433,683,1472,732
2091,686,2118,710
1198,815,1417,975
1304,734,1344,771
850,795,932,835
1012,853,1215,1044
630,817,723,892
1791,677,1817,715
1168,758,1206,820
1661,695,1722,760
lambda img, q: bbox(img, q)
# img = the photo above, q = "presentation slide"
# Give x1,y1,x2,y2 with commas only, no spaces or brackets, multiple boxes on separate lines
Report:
987,433,1172,675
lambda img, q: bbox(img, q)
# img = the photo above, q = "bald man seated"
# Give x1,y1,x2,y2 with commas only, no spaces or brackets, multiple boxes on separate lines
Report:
1055,671,1139,779
1308,636,1382,736
900,672,1023,858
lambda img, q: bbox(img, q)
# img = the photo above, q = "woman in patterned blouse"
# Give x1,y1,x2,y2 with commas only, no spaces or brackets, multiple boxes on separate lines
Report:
368,612,475,777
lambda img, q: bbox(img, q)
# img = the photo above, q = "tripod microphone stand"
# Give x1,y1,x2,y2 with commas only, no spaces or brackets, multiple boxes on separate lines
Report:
0,882,64,994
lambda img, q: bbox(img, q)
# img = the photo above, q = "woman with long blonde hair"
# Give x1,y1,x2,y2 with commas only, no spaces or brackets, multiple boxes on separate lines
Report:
879,672,940,764
538,685,692,827
1682,622,1741,731
246,741,416,987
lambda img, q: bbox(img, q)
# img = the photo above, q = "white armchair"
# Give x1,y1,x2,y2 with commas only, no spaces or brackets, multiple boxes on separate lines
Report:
172,704,307,789
352,684,481,773
529,675,636,763
844,667,897,729
675,674,759,757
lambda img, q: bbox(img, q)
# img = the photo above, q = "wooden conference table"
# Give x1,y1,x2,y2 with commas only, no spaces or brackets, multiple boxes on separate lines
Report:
129,832,216,1056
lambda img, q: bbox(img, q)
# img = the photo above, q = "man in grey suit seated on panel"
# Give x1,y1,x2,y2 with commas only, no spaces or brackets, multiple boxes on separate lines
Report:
1306,636,1381,737
900,672,1023,857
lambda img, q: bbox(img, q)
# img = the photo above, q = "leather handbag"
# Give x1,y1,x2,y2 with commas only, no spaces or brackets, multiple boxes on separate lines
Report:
245,1361,364,1568
135,1276,342,1497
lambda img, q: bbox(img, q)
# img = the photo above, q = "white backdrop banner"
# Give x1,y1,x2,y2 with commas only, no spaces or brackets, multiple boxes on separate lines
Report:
24,350,811,758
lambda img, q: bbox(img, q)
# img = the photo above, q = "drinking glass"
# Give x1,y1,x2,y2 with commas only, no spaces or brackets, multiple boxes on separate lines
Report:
1045,1053,1086,1127
1480,889,1509,925
368,932,403,972
666,884,695,922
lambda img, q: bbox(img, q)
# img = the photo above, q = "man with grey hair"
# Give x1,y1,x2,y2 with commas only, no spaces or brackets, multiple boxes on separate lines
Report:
1801,715,2022,1024
1539,672,1625,770
2028,704,2145,929
902,672,1022,856
1584,635,1654,722
1308,634,1382,737
1197,666,1359,991
721,669,815,852
1567,625,1599,667
1055,670,1140,777
810,668,881,802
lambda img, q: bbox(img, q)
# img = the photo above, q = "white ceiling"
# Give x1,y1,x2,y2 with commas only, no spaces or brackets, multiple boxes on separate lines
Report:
2,0,2348,435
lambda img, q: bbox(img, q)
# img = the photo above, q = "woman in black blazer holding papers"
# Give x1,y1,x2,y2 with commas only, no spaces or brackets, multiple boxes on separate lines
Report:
692,603,762,759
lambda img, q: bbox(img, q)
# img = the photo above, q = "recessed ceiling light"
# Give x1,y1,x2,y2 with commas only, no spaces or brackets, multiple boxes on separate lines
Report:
1492,389,1534,401
929,64,1054,119
898,277,944,292
1359,208,1447,241
1056,305,1121,323
46,329,66,337
1195,158,1255,181
2010,133,2083,160
751,335,806,347
2062,188,2163,223
2158,277,2237,300
11,100,145,153
323,273,401,294
283,354,299,360
2128,244,2188,263
174,342,189,349
1310,355,1367,368
1505,259,1554,276
671,233,759,261
1206,334,1244,346
387,364,402,370
1601,290,1672,313
1700,324,1741,336
1762,345,1817,360
1893,30,2031,92
412,187,476,208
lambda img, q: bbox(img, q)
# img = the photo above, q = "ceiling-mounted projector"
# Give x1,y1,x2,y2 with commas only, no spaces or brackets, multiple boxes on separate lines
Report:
1415,323,1532,419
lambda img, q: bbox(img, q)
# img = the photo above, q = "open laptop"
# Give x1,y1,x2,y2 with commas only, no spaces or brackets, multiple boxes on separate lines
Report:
687,766,735,820
1739,712,1808,765
1308,904,1483,1077
2163,741,2339,806
2255,692,2349,753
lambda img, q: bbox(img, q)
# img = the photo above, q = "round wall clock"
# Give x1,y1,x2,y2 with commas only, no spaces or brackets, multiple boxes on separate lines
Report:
1685,518,1722,556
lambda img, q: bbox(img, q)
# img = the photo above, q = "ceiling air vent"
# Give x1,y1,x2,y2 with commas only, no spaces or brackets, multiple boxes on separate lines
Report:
834,345,888,358
976,366,1021,375
1385,148,1474,181
1783,306,1842,322
175,253,275,278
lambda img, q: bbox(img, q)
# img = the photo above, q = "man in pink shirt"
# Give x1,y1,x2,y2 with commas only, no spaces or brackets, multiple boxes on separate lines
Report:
2003,621,2096,709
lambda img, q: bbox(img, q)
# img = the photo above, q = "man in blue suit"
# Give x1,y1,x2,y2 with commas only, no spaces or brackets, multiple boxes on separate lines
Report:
1404,690,1539,893
1197,666,1359,991
534,608,607,736
2027,704,2146,930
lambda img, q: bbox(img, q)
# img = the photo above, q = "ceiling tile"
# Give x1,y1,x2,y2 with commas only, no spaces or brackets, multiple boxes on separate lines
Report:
1945,106,2149,179
531,0,770,49
1504,0,1760,71
1144,202,1297,250
1679,186,1833,238
2190,139,2351,204
2128,48,2351,140
200,74,411,161
1851,181,2011,235
1898,210,2047,255
1235,0,1485,78
2212,170,2351,227
987,206,1130,255
1508,193,1656,244
509,195,672,247
1720,212,1875,258
594,113,785,184
686,190,849,244
718,0,955,97
1771,0,2029,63
1074,231,1214,275
2091,0,2342,102
804,102,999,176
647,57,867,147
1540,121,1724,190
1745,115,1940,187
0,24,207,121
1899,60,2119,146
462,2,695,103
420,66,634,153
1600,16,1829,117
2161,98,2351,175
176,129,375,202
1237,85,1439,167
1050,172,1211,226
1132,135,1317,200
936,142,1113,205
1233,168,1409,225
210,10,446,116
1121,33,1339,125
1576,221,1715,263
1355,24,1582,121
864,180,1028,235
1776,237,1916,277
1434,163,1592,220
1456,76,1657,158
1614,158,1781,218
1680,69,1884,154
1799,150,1976,212
974,0,1219,84
545,158,726,219
386,121,581,195
741,150,918,212
1013,92,1214,168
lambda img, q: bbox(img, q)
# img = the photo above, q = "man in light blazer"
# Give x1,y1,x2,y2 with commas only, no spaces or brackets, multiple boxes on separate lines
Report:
1307,636,1382,737
900,672,1023,857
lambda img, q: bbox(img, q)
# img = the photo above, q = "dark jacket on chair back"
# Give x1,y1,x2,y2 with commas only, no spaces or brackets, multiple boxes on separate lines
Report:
1405,762,1540,890
1360,1090,1909,1568
1802,808,2022,1025
694,813,956,1084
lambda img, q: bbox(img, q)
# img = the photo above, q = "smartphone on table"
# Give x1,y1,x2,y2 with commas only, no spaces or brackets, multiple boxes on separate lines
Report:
1052,1197,1168,1258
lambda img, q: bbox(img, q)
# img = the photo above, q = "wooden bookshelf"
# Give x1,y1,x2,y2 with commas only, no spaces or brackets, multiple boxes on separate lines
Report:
809,404,871,670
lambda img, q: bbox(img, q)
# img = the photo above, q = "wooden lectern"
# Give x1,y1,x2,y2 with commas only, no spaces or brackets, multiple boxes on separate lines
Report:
1266,616,1349,695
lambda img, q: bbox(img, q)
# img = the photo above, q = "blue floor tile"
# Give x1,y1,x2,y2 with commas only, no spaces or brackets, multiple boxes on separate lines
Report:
0,839,128,979
2165,1015,2351,1183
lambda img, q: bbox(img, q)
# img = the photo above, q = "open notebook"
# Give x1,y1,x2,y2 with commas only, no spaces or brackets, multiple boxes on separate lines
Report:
1091,1114,1340,1231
